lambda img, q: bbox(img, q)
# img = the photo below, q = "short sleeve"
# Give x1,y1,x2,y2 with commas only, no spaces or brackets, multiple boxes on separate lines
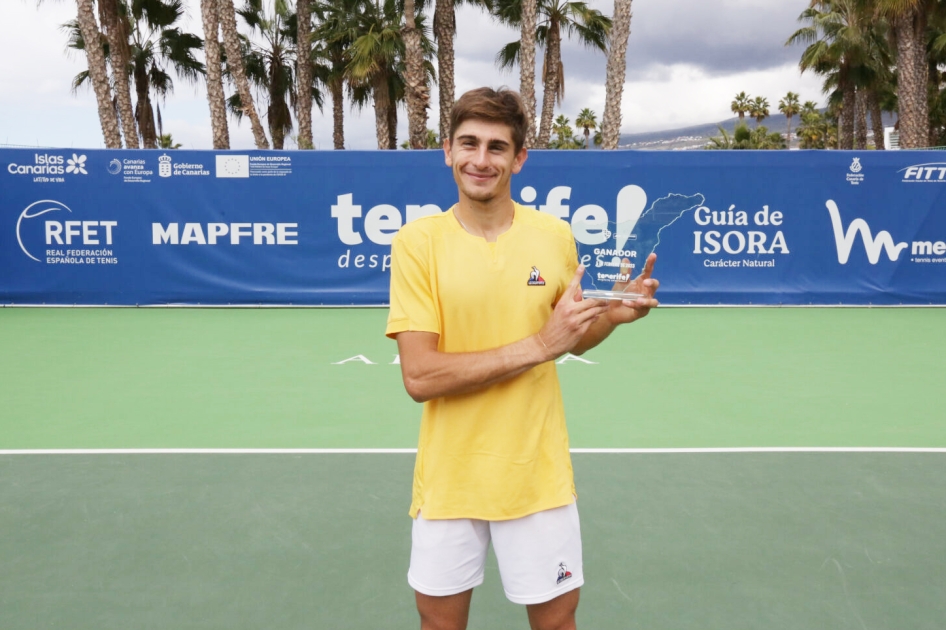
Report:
385,231,441,339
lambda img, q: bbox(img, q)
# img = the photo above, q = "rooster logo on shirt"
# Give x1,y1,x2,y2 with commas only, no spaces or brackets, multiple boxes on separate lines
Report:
527,266,546,286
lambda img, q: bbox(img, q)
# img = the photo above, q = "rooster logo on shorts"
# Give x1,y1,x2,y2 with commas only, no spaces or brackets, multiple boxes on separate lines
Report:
527,266,546,286
556,562,572,584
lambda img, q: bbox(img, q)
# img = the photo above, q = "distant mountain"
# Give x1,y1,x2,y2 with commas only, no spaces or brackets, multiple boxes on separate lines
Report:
617,112,898,150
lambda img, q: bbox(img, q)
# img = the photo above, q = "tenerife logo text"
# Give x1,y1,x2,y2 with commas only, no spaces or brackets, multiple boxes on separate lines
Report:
17,199,119,265
899,163,946,183
825,200,945,264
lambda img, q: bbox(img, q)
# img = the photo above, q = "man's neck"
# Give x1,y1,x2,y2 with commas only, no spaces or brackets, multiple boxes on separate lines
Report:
454,194,515,243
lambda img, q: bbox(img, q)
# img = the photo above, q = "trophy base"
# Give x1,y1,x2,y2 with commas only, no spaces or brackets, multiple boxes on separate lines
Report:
582,289,644,301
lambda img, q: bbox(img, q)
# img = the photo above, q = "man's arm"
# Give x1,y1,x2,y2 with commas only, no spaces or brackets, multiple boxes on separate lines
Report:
570,253,660,356
396,265,609,402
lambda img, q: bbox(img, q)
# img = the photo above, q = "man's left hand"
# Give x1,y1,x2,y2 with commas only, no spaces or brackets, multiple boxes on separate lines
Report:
606,253,659,326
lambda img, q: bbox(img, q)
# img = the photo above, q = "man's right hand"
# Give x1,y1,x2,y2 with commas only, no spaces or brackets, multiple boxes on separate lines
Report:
536,265,609,360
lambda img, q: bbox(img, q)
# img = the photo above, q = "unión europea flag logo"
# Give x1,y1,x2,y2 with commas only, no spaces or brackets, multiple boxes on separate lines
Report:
215,155,249,178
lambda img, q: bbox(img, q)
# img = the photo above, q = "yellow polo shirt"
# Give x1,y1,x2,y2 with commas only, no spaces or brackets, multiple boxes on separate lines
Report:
386,203,579,520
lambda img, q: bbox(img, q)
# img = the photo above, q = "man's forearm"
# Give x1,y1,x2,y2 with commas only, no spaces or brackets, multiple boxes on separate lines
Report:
398,333,552,402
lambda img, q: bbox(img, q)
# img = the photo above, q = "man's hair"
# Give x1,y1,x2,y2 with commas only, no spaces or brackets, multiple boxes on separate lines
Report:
449,87,528,153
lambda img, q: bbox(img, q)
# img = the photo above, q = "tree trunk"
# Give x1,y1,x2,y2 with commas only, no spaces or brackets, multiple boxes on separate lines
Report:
98,0,138,148
373,73,392,149
296,0,313,149
331,76,345,149
840,71,855,150
387,94,398,149
218,0,270,149
434,0,454,145
854,87,868,150
403,0,430,149
894,8,929,148
134,63,158,148
536,22,562,148
868,90,885,150
519,0,538,148
75,0,122,148
200,0,230,149
786,116,793,148
601,0,632,150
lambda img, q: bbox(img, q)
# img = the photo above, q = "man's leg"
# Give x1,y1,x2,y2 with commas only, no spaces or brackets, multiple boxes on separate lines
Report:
525,588,580,630
415,589,474,630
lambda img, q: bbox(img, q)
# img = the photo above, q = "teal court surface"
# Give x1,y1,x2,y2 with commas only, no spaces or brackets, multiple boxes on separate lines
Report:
1,307,944,629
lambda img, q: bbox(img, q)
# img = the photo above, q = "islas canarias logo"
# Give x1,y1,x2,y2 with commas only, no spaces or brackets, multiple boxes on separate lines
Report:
7,153,87,176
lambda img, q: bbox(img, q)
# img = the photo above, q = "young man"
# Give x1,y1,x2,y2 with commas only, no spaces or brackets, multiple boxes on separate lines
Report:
385,87,659,630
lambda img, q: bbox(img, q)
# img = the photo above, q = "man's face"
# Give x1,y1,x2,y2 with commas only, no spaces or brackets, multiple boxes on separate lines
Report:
444,119,527,204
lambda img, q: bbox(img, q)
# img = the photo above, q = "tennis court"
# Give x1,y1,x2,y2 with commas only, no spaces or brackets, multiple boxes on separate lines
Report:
2,307,944,629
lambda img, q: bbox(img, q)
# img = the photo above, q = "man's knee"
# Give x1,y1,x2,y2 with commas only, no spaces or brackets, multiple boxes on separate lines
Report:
415,589,473,630
525,587,580,630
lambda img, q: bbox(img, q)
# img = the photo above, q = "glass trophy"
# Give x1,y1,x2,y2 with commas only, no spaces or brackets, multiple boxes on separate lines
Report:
574,218,644,302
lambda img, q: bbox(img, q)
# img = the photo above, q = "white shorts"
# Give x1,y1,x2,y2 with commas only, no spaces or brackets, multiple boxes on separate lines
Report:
408,502,583,605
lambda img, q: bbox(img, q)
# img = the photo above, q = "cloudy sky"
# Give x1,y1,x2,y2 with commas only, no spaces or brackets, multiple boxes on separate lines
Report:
0,0,825,150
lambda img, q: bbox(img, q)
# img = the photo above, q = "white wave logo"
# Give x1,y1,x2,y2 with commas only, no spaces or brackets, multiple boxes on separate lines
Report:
825,200,908,264
17,200,72,262
65,154,87,175
107,159,122,175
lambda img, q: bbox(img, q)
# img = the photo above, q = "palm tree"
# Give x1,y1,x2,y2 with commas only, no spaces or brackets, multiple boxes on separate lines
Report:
600,0,632,150
313,0,360,149
778,91,800,147
876,0,934,148
346,0,404,149
346,0,436,149
494,0,611,148
98,0,140,147
787,0,878,150
199,0,230,148
233,0,318,150
706,123,785,150
750,95,769,127
218,0,269,148
519,0,538,147
730,91,751,128
295,0,314,149
74,0,122,147
403,0,431,148
157,132,182,148
548,113,581,148
575,107,596,148
66,0,204,149
127,0,204,149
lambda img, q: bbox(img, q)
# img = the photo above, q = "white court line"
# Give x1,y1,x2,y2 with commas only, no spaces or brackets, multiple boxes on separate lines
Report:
1,447,944,455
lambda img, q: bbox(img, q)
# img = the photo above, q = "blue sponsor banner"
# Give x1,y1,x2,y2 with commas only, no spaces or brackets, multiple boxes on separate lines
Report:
1,148,944,305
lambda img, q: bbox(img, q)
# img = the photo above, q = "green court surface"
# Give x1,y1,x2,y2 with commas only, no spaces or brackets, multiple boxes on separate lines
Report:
1,307,945,629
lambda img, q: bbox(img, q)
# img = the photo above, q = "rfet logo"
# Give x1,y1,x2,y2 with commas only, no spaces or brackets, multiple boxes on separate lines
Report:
16,199,118,264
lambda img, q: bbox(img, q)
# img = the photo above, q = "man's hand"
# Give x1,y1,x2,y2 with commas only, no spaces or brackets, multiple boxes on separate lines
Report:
536,265,609,359
606,253,659,326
